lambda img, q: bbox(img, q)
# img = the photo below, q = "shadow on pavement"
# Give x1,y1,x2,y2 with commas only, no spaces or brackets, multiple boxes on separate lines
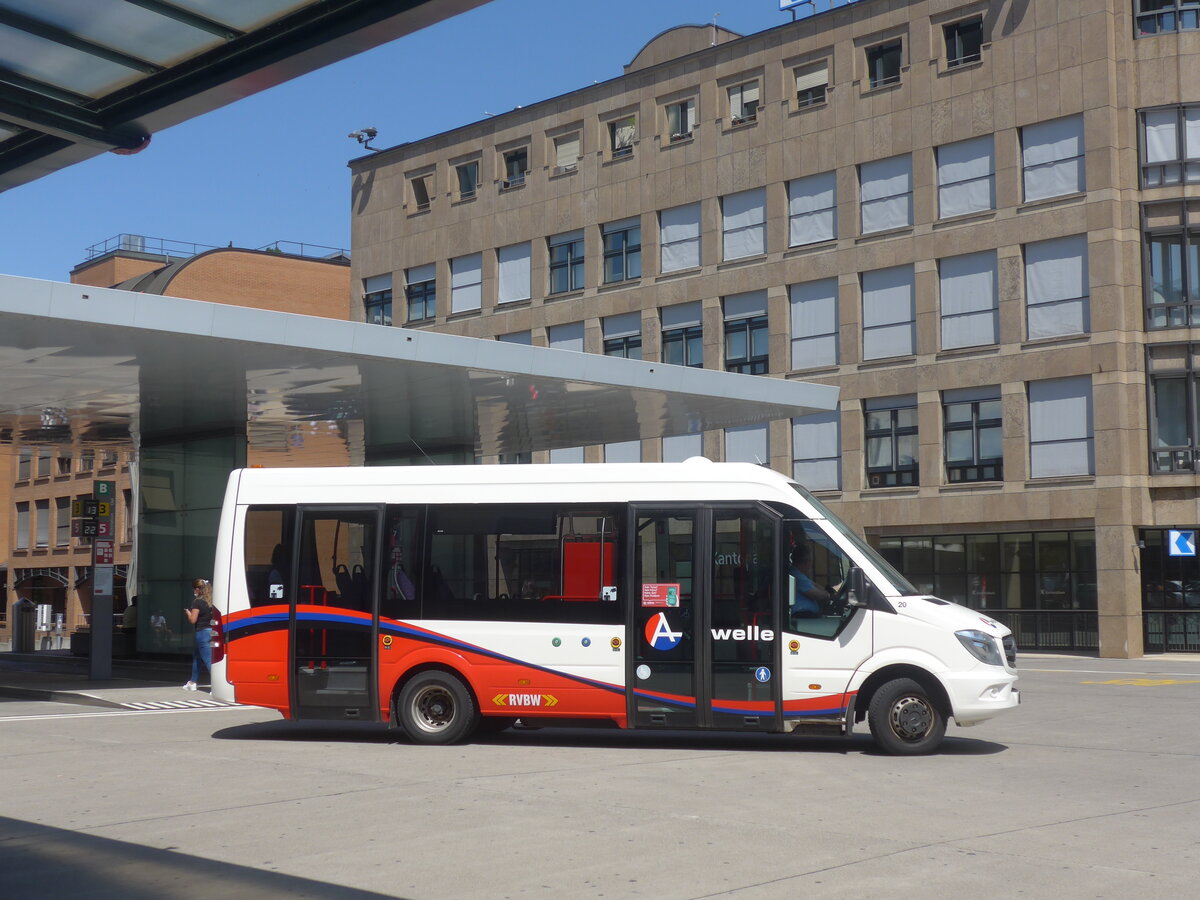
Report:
211,718,1008,755
0,816,410,900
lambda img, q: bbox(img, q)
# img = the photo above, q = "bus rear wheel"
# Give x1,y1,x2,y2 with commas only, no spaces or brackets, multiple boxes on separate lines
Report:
397,671,478,745
868,678,945,755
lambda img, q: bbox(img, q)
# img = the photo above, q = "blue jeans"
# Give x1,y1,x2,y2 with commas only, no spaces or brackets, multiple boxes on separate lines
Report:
191,627,212,683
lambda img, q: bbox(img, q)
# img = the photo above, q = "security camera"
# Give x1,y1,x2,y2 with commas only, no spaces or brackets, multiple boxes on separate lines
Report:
348,127,380,150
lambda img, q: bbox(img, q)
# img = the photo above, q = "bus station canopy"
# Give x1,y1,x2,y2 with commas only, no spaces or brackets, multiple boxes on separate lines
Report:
0,274,838,459
0,0,491,193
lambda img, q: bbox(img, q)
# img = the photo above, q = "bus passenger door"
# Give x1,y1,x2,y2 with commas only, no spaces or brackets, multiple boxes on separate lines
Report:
629,508,705,728
708,507,780,732
291,506,382,721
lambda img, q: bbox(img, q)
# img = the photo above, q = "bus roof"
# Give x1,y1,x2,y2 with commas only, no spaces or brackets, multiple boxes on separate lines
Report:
228,460,824,516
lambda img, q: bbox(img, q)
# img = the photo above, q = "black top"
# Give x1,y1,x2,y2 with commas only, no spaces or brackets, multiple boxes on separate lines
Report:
191,603,212,630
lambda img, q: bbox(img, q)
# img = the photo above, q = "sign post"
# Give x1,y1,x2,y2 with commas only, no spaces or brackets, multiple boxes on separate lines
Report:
88,479,116,680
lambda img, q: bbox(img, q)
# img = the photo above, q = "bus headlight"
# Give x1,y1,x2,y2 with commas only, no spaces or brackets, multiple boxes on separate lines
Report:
956,629,1003,666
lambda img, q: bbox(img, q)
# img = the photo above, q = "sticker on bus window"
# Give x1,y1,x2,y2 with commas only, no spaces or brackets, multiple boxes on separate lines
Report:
601,586,617,602
642,583,680,607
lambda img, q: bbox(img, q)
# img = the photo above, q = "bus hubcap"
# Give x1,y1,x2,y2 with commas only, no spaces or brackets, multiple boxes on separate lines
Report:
891,696,932,740
413,686,454,732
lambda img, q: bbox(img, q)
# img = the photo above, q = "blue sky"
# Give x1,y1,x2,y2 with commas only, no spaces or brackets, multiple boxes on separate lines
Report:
0,0,800,283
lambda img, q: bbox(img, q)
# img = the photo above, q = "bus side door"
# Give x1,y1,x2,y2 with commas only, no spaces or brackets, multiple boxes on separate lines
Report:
290,505,382,721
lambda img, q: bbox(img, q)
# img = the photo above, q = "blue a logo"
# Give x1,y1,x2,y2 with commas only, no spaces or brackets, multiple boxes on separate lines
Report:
644,612,683,651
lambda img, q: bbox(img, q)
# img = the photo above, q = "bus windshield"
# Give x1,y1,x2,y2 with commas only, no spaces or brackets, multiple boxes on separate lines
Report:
790,484,921,596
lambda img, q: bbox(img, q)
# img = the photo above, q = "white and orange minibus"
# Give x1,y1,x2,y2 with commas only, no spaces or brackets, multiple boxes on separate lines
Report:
211,460,1018,754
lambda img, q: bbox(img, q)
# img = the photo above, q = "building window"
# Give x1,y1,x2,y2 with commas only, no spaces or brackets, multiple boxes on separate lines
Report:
74,493,91,545
102,449,118,468
548,321,584,353
455,161,479,200
57,455,71,475
602,218,641,283
16,502,29,549
1025,234,1090,339
723,291,769,375
663,433,702,462
944,388,1003,483
1148,343,1200,473
725,424,768,464
35,498,50,548
79,449,93,472
862,265,915,360
609,115,636,158
1141,105,1200,186
36,447,51,477
722,188,766,260
604,440,641,463
409,173,432,211
450,253,482,314
1021,115,1085,202
860,155,912,233
792,410,841,490
879,531,1096,615
940,250,998,350
548,231,585,294
866,40,902,88
1136,0,1200,35
666,99,695,141
553,132,580,172
363,274,392,326
788,171,837,246
1144,200,1200,328
501,147,528,188
660,203,701,272
404,264,436,322
55,497,70,546
790,277,838,369
794,62,828,108
497,330,531,345
603,312,641,359
1028,376,1094,477
937,135,995,218
123,488,134,543
661,301,703,368
17,447,30,480
865,396,918,487
727,81,760,124
944,18,983,67
497,243,531,304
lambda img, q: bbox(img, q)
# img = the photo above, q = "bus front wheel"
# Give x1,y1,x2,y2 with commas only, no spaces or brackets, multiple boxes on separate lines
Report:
868,678,946,755
397,671,479,744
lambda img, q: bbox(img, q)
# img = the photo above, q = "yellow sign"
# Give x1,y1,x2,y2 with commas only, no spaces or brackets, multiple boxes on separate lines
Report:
72,500,82,517
97,502,111,517
493,692,558,708
381,635,393,649
1081,678,1200,686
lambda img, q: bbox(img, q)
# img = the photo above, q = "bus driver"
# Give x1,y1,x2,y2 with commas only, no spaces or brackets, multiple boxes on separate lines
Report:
789,543,830,616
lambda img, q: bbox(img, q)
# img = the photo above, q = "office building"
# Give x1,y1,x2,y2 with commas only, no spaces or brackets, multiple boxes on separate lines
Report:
349,0,1200,657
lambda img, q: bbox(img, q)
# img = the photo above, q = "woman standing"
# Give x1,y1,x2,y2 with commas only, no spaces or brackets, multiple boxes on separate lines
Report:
183,578,212,691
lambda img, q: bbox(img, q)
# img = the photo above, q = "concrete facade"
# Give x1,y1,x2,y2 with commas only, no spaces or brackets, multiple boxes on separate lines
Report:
347,0,1196,658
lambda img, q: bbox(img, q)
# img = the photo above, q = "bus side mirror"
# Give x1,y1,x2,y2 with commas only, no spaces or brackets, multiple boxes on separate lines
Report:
845,567,868,608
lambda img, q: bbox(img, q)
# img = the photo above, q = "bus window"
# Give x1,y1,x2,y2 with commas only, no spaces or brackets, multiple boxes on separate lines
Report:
711,510,775,661
784,519,856,638
244,506,294,607
425,505,621,623
381,506,422,620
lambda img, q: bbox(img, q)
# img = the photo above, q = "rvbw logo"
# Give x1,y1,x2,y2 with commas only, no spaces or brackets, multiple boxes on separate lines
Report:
644,612,683,651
